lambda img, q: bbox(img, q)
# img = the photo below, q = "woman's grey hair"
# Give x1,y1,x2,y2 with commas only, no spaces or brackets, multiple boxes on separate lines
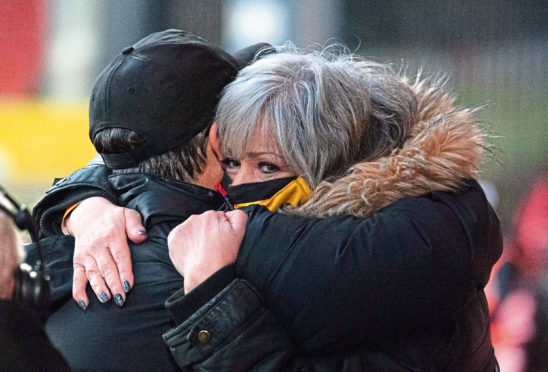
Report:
216,45,417,188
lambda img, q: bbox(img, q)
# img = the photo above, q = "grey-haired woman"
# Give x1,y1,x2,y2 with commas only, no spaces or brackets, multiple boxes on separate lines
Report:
166,48,501,371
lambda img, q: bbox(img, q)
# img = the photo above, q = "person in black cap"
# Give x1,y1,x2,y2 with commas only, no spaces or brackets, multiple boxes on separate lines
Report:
39,29,268,372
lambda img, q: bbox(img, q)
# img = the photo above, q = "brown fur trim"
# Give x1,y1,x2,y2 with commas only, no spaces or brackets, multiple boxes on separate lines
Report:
292,79,485,218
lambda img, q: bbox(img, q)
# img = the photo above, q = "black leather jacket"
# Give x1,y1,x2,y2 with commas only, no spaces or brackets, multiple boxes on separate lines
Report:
33,172,225,371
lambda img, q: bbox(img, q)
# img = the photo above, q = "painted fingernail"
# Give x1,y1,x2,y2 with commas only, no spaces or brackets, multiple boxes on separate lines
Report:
114,293,124,307
77,300,87,311
138,229,147,235
123,281,131,293
99,292,109,303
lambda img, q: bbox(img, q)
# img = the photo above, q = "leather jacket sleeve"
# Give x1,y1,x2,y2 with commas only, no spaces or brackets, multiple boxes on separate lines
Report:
163,277,390,371
32,158,115,236
163,279,305,371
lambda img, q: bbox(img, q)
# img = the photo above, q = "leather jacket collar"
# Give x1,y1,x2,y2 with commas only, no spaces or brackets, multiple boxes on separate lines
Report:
109,173,225,228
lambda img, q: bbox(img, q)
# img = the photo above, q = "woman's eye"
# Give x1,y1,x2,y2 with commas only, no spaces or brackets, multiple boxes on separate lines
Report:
259,162,280,174
221,158,240,169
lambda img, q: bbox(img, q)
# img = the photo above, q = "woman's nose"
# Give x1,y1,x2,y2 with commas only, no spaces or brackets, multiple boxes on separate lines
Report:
229,168,253,186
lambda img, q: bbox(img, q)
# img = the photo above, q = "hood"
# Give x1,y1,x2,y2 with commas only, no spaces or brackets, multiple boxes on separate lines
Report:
294,78,486,217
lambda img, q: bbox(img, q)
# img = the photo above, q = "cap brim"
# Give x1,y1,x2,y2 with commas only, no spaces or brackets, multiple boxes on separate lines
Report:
232,43,276,70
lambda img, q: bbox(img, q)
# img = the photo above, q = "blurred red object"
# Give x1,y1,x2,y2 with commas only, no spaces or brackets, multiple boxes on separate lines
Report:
488,173,548,371
0,0,45,96
513,173,548,280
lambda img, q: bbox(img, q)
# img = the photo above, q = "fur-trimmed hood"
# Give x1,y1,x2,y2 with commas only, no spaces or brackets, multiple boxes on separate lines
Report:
295,79,486,218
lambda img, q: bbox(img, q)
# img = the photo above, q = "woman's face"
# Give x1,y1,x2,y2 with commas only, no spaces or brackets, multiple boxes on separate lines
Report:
222,126,297,186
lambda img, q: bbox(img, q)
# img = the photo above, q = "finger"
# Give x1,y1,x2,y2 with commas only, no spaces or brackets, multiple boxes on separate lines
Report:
110,239,134,295
124,208,147,244
96,252,126,307
84,258,111,304
167,222,186,249
167,222,195,276
225,210,249,233
72,264,89,311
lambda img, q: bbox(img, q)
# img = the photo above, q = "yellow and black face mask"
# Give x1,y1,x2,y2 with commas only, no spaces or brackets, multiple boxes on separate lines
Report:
217,174,312,212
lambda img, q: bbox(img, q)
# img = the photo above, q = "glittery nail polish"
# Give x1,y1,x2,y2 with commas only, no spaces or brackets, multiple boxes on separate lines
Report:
114,293,124,307
77,300,86,311
99,292,109,302
123,281,131,293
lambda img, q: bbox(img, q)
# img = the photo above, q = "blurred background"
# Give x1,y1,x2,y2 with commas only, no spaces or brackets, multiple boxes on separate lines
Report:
0,0,547,370
1,0,546,225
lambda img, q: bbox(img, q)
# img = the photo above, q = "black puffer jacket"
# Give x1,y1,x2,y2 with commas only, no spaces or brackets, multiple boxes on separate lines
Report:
163,180,501,371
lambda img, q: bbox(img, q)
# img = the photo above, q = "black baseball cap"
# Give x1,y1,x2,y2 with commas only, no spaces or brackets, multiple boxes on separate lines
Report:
89,29,273,169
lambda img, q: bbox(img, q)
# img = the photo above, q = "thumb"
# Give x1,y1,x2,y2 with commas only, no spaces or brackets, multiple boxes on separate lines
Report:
225,210,248,235
124,208,147,243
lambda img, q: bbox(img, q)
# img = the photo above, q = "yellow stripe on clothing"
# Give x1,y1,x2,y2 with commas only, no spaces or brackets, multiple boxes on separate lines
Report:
234,176,312,211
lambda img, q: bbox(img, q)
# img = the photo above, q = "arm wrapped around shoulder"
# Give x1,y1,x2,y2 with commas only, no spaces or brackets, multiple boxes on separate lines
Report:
236,179,502,353
33,163,116,236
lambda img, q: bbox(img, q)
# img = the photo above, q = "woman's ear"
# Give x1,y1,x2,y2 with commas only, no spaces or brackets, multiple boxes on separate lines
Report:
208,122,223,161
